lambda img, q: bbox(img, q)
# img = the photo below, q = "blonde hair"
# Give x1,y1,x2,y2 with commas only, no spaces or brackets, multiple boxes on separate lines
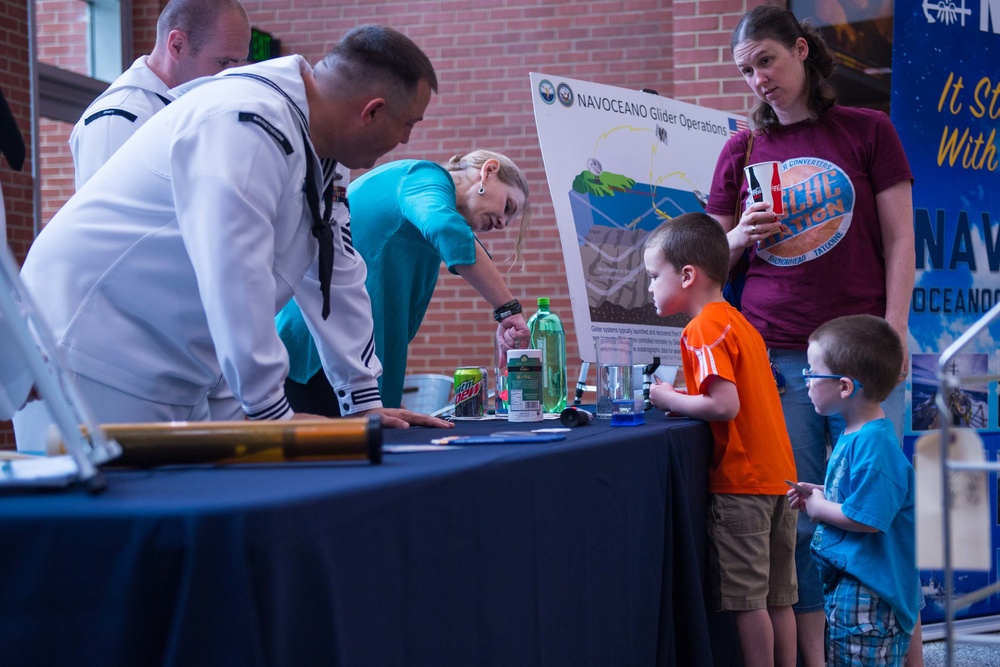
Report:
443,150,531,271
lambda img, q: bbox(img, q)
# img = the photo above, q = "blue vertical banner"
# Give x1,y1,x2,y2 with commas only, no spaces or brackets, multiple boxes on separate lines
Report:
893,0,1000,623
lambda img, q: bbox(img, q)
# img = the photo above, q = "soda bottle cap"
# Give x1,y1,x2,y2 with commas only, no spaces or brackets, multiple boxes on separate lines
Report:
537,297,550,306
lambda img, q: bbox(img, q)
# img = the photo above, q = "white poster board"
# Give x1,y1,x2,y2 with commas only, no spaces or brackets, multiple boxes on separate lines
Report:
530,73,744,364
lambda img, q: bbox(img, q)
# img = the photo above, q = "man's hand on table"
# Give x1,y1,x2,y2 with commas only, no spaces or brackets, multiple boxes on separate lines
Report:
289,409,453,429
365,407,454,429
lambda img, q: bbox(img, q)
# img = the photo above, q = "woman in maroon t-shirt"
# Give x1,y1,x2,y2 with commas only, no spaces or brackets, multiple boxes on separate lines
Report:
704,6,917,667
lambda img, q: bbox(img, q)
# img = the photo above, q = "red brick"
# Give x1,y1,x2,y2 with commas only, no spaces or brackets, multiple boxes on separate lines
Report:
675,15,724,33
700,62,745,79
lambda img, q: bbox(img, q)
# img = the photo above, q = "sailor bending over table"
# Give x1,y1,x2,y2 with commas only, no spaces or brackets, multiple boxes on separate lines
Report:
14,24,451,433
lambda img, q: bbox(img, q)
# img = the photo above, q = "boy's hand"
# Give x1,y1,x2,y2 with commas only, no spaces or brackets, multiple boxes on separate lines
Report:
786,481,822,515
649,376,681,415
790,485,872,532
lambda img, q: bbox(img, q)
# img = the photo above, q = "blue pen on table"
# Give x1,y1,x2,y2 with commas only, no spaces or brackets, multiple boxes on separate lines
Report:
431,432,566,445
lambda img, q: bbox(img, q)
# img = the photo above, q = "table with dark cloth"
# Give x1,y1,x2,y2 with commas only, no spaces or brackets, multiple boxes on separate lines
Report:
0,411,737,666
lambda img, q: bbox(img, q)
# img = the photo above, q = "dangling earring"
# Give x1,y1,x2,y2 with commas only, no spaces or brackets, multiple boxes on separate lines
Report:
478,184,485,195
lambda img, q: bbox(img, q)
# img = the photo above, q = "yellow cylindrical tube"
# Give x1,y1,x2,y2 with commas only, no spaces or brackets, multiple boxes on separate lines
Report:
76,414,382,466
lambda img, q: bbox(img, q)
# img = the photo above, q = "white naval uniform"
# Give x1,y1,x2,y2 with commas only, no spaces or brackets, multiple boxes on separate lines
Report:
0,330,30,420
1,186,31,420
19,55,382,423
69,56,172,190
68,56,240,420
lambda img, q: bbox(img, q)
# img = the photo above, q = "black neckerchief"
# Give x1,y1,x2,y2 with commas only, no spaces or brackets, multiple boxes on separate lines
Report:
300,127,334,319
225,71,335,319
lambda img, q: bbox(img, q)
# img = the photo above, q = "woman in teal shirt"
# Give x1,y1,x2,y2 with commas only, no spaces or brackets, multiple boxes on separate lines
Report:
277,150,531,413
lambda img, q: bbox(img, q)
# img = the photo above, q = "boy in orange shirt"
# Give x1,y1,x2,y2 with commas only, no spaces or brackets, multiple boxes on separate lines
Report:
645,212,798,667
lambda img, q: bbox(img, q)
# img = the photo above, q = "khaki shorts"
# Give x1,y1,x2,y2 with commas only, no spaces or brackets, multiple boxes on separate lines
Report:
708,493,798,612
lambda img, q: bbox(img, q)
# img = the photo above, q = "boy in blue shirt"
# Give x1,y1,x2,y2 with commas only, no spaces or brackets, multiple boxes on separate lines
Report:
788,314,920,666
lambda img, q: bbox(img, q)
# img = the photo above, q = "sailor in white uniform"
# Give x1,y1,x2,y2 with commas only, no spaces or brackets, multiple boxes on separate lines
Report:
1,84,30,422
1,201,31,422
58,0,251,428
1,181,29,422
0,334,30,421
69,0,250,189
16,25,445,430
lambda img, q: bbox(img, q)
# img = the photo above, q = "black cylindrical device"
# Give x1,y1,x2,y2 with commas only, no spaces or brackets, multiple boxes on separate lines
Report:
560,406,594,427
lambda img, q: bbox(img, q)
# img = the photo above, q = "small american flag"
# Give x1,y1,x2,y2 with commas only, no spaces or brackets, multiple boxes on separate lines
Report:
729,117,749,135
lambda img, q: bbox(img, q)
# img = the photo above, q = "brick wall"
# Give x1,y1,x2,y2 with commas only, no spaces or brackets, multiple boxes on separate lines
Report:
36,0,91,74
35,0,88,227
674,0,763,110
134,1,165,55
38,120,75,223
5,0,767,447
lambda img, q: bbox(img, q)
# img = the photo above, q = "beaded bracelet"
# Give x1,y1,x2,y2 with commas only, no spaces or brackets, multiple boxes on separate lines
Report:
493,299,522,322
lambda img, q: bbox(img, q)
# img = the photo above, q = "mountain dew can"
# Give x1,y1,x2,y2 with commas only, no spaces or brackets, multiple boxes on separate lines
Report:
454,367,488,418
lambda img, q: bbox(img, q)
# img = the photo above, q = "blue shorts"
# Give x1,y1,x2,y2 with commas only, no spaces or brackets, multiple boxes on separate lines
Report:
825,574,910,666
769,349,904,613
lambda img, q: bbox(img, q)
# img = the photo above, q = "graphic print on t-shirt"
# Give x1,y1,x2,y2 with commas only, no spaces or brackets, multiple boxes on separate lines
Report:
756,157,855,267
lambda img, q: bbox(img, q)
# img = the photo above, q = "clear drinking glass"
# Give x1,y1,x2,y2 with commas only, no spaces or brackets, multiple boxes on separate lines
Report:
595,337,631,420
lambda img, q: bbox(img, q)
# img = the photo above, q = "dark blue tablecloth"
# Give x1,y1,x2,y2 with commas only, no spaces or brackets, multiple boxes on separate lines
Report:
0,412,736,666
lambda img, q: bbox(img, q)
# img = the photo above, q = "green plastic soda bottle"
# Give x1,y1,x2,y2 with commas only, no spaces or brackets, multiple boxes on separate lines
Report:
527,297,567,413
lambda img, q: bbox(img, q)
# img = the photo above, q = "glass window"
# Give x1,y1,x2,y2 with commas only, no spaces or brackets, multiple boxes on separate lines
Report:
90,0,125,82
790,0,894,111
